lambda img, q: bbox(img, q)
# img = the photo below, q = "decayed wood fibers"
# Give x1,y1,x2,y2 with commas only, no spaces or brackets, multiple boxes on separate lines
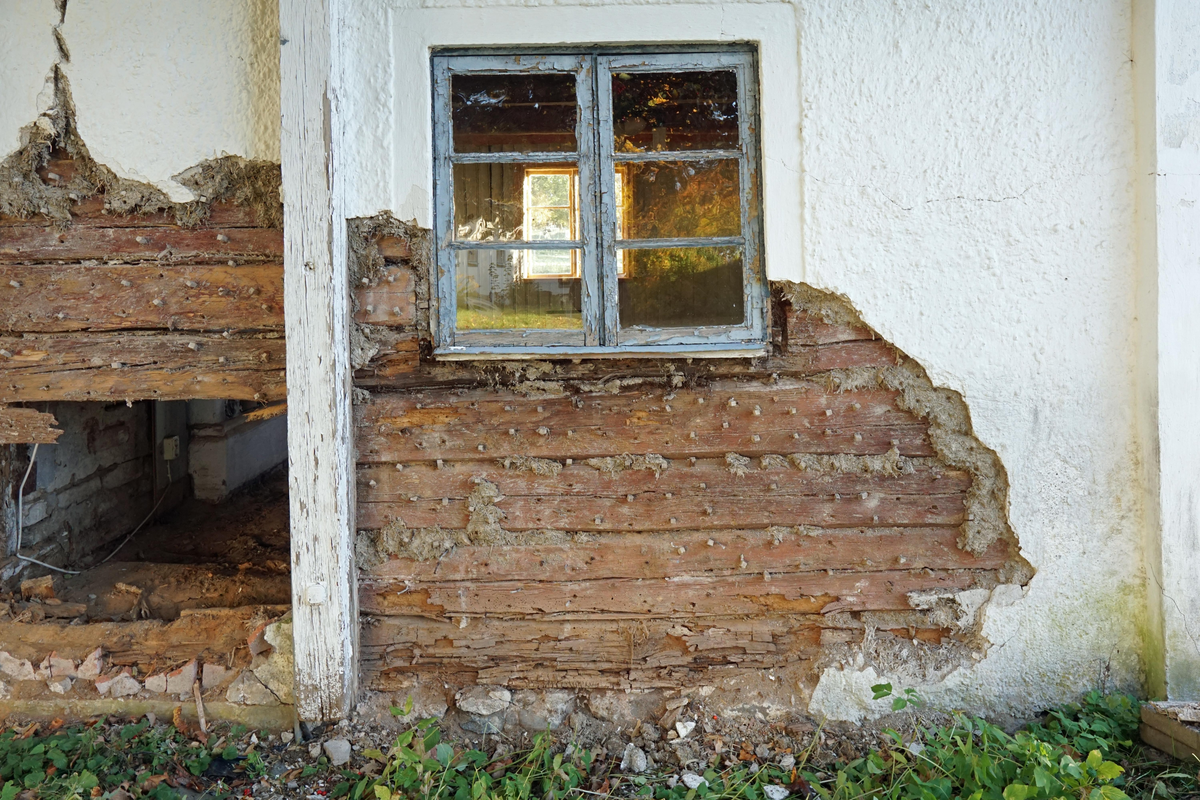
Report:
0,405,62,444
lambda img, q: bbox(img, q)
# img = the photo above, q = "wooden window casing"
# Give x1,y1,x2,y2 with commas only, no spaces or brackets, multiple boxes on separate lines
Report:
432,47,767,358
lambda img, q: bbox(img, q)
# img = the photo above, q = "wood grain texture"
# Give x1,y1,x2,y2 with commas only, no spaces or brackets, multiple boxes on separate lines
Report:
0,224,283,264
0,334,285,402
364,528,1007,583
0,263,284,333
362,616,826,689
280,0,359,721
356,383,932,463
360,568,991,620
0,405,62,444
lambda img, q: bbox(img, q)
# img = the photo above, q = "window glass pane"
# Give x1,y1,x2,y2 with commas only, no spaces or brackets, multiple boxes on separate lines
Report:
612,70,739,152
452,73,577,153
456,250,583,330
618,160,740,240
453,163,579,242
618,246,744,329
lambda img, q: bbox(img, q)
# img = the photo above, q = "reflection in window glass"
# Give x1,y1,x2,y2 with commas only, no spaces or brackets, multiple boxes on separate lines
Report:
455,250,583,330
618,247,744,329
612,71,739,152
618,160,740,240
452,162,578,242
452,73,578,153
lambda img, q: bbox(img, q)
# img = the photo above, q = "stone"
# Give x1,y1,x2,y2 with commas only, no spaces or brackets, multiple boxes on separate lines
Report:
165,659,197,695
764,786,789,800
41,653,77,679
0,680,9,699
280,730,294,744
459,711,505,735
145,673,168,693
513,689,575,731
323,738,352,766
681,772,707,790
308,742,322,760
620,744,648,774
96,670,141,697
0,651,36,681
226,670,279,705
587,690,665,727
47,676,73,694
77,648,104,680
252,617,294,704
247,620,273,656
20,575,55,600
778,754,796,770
202,662,230,690
456,686,512,717
675,719,696,739
755,744,771,759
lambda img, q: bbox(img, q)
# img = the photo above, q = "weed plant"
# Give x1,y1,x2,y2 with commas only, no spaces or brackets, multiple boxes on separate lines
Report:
2,691,1197,800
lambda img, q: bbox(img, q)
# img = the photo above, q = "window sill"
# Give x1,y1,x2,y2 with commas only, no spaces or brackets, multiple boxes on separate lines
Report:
433,342,770,361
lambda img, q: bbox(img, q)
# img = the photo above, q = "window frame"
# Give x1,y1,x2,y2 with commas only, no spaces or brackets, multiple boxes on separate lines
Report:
431,46,767,358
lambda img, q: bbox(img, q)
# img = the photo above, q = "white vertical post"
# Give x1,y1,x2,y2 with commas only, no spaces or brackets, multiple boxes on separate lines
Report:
279,0,358,720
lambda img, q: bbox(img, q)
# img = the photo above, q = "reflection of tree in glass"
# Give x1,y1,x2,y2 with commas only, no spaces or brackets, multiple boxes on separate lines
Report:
621,160,740,240
612,71,739,152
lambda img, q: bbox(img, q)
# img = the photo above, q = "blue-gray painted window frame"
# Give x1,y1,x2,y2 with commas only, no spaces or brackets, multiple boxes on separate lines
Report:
431,47,767,358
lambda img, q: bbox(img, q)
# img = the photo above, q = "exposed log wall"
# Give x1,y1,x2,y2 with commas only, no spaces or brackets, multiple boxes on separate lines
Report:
351,224,1029,695
0,158,286,408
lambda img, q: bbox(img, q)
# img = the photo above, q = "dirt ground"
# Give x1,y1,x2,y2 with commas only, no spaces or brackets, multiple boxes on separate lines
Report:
4,469,290,625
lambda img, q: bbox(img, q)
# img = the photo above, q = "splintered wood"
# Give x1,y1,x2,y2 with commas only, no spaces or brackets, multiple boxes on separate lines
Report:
351,258,1020,692
0,405,61,443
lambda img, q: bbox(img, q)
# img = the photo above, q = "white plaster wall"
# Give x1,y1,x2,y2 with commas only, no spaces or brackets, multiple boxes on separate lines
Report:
799,2,1148,717
0,0,282,200
0,0,60,155
1155,0,1200,698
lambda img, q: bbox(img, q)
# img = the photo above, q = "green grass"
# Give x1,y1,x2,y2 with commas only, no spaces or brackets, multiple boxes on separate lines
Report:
456,309,583,331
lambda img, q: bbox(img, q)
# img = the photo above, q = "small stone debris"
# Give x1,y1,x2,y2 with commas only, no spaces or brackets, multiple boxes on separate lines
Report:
681,772,708,790
755,743,772,759
620,743,648,774
77,647,104,680
323,738,352,766
166,659,197,695
308,742,322,760
0,651,36,681
47,675,73,694
779,753,796,770
455,686,512,716
202,661,230,690
145,673,168,693
764,786,790,800
96,669,141,697
675,719,696,739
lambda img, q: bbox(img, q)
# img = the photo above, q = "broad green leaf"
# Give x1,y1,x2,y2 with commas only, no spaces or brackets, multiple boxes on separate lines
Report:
1094,760,1123,781
374,786,393,800
1002,783,1035,800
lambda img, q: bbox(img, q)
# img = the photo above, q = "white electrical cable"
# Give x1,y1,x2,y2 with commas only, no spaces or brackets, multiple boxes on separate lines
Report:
15,443,81,575
96,460,172,565
15,442,175,575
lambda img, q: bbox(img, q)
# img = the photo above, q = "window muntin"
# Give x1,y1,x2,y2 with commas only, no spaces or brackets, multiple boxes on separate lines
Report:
433,49,764,355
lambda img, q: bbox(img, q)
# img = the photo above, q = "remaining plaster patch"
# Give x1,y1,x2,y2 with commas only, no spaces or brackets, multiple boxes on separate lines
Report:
807,663,891,724
585,453,669,477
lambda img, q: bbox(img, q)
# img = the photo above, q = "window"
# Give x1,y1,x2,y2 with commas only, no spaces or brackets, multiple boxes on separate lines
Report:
432,48,766,356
